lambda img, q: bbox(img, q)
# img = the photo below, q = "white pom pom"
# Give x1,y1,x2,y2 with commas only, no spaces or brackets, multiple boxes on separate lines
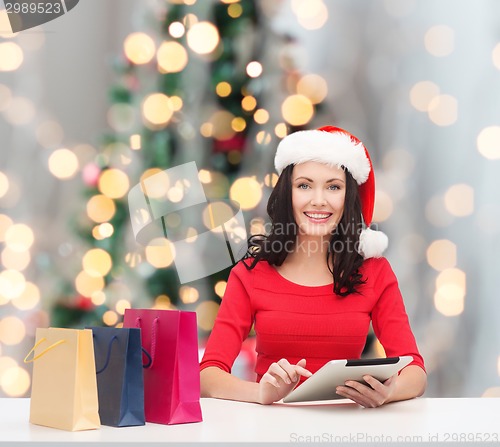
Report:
358,227,388,259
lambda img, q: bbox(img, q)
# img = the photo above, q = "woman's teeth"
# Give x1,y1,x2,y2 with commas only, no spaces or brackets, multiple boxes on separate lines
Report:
304,212,332,219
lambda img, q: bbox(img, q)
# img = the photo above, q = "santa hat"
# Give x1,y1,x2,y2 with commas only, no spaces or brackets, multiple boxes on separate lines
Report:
274,125,388,259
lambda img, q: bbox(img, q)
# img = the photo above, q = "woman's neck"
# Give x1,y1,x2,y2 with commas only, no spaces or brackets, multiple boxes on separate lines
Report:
275,236,334,286
284,235,331,268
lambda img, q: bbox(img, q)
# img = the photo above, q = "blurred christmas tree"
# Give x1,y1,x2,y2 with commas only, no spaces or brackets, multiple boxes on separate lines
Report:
51,0,325,333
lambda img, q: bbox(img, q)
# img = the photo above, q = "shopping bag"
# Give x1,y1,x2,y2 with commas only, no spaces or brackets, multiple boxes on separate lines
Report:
123,309,202,425
24,327,100,431
87,327,145,427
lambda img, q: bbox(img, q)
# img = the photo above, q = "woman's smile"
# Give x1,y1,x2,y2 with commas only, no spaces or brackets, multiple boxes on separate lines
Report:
303,211,333,223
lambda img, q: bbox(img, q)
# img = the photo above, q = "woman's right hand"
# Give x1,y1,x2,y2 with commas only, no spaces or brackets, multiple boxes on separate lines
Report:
258,358,312,405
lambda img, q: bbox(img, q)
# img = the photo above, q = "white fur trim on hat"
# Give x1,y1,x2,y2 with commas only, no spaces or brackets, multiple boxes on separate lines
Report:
275,130,371,185
358,227,388,259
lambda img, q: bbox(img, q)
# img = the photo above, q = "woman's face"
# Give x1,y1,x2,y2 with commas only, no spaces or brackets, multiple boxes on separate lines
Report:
291,161,346,239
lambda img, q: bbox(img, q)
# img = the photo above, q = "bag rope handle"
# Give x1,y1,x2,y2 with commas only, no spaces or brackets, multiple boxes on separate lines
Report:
93,332,152,370
142,347,152,368
24,338,66,363
94,335,118,374
135,316,159,368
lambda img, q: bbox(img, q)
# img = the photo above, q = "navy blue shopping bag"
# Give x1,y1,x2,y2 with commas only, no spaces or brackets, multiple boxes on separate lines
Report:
87,327,146,427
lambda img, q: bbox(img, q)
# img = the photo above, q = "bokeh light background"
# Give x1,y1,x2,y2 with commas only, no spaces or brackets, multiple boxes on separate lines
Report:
1,0,500,399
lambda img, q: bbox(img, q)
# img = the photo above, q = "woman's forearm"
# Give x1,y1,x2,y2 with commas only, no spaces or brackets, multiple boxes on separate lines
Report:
201,366,261,403
388,365,427,403
201,364,427,406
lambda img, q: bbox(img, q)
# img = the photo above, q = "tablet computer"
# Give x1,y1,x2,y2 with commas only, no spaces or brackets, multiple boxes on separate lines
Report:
283,356,413,403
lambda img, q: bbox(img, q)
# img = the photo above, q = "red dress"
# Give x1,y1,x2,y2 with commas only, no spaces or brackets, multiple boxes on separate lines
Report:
200,257,425,383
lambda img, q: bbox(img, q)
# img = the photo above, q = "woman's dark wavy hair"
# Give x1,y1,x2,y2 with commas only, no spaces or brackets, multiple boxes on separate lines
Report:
242,164,365,296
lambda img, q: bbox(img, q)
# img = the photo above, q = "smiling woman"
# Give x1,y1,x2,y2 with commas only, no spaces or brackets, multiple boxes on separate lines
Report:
200,126,426,407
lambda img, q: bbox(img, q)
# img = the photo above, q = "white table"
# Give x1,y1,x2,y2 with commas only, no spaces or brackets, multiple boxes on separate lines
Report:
1,397,499,444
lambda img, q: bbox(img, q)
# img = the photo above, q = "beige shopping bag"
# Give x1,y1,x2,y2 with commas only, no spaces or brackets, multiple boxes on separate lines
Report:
25,327,100,431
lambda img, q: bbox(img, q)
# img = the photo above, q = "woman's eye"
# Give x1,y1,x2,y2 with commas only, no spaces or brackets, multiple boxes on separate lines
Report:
328,184,340,190
298,183,310,190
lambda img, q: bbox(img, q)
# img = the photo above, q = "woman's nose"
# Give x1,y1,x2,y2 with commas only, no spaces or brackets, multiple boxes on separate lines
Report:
310,189,326,206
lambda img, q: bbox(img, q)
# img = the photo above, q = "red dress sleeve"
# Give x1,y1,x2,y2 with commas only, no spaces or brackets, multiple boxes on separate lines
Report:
200,261,255,373
370,258,426,372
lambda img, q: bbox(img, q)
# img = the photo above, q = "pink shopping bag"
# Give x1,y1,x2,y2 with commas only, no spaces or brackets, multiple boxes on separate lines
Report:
123,309,202,425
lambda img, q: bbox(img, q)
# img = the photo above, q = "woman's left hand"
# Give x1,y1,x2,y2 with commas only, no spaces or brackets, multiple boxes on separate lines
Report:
335,374,397,408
